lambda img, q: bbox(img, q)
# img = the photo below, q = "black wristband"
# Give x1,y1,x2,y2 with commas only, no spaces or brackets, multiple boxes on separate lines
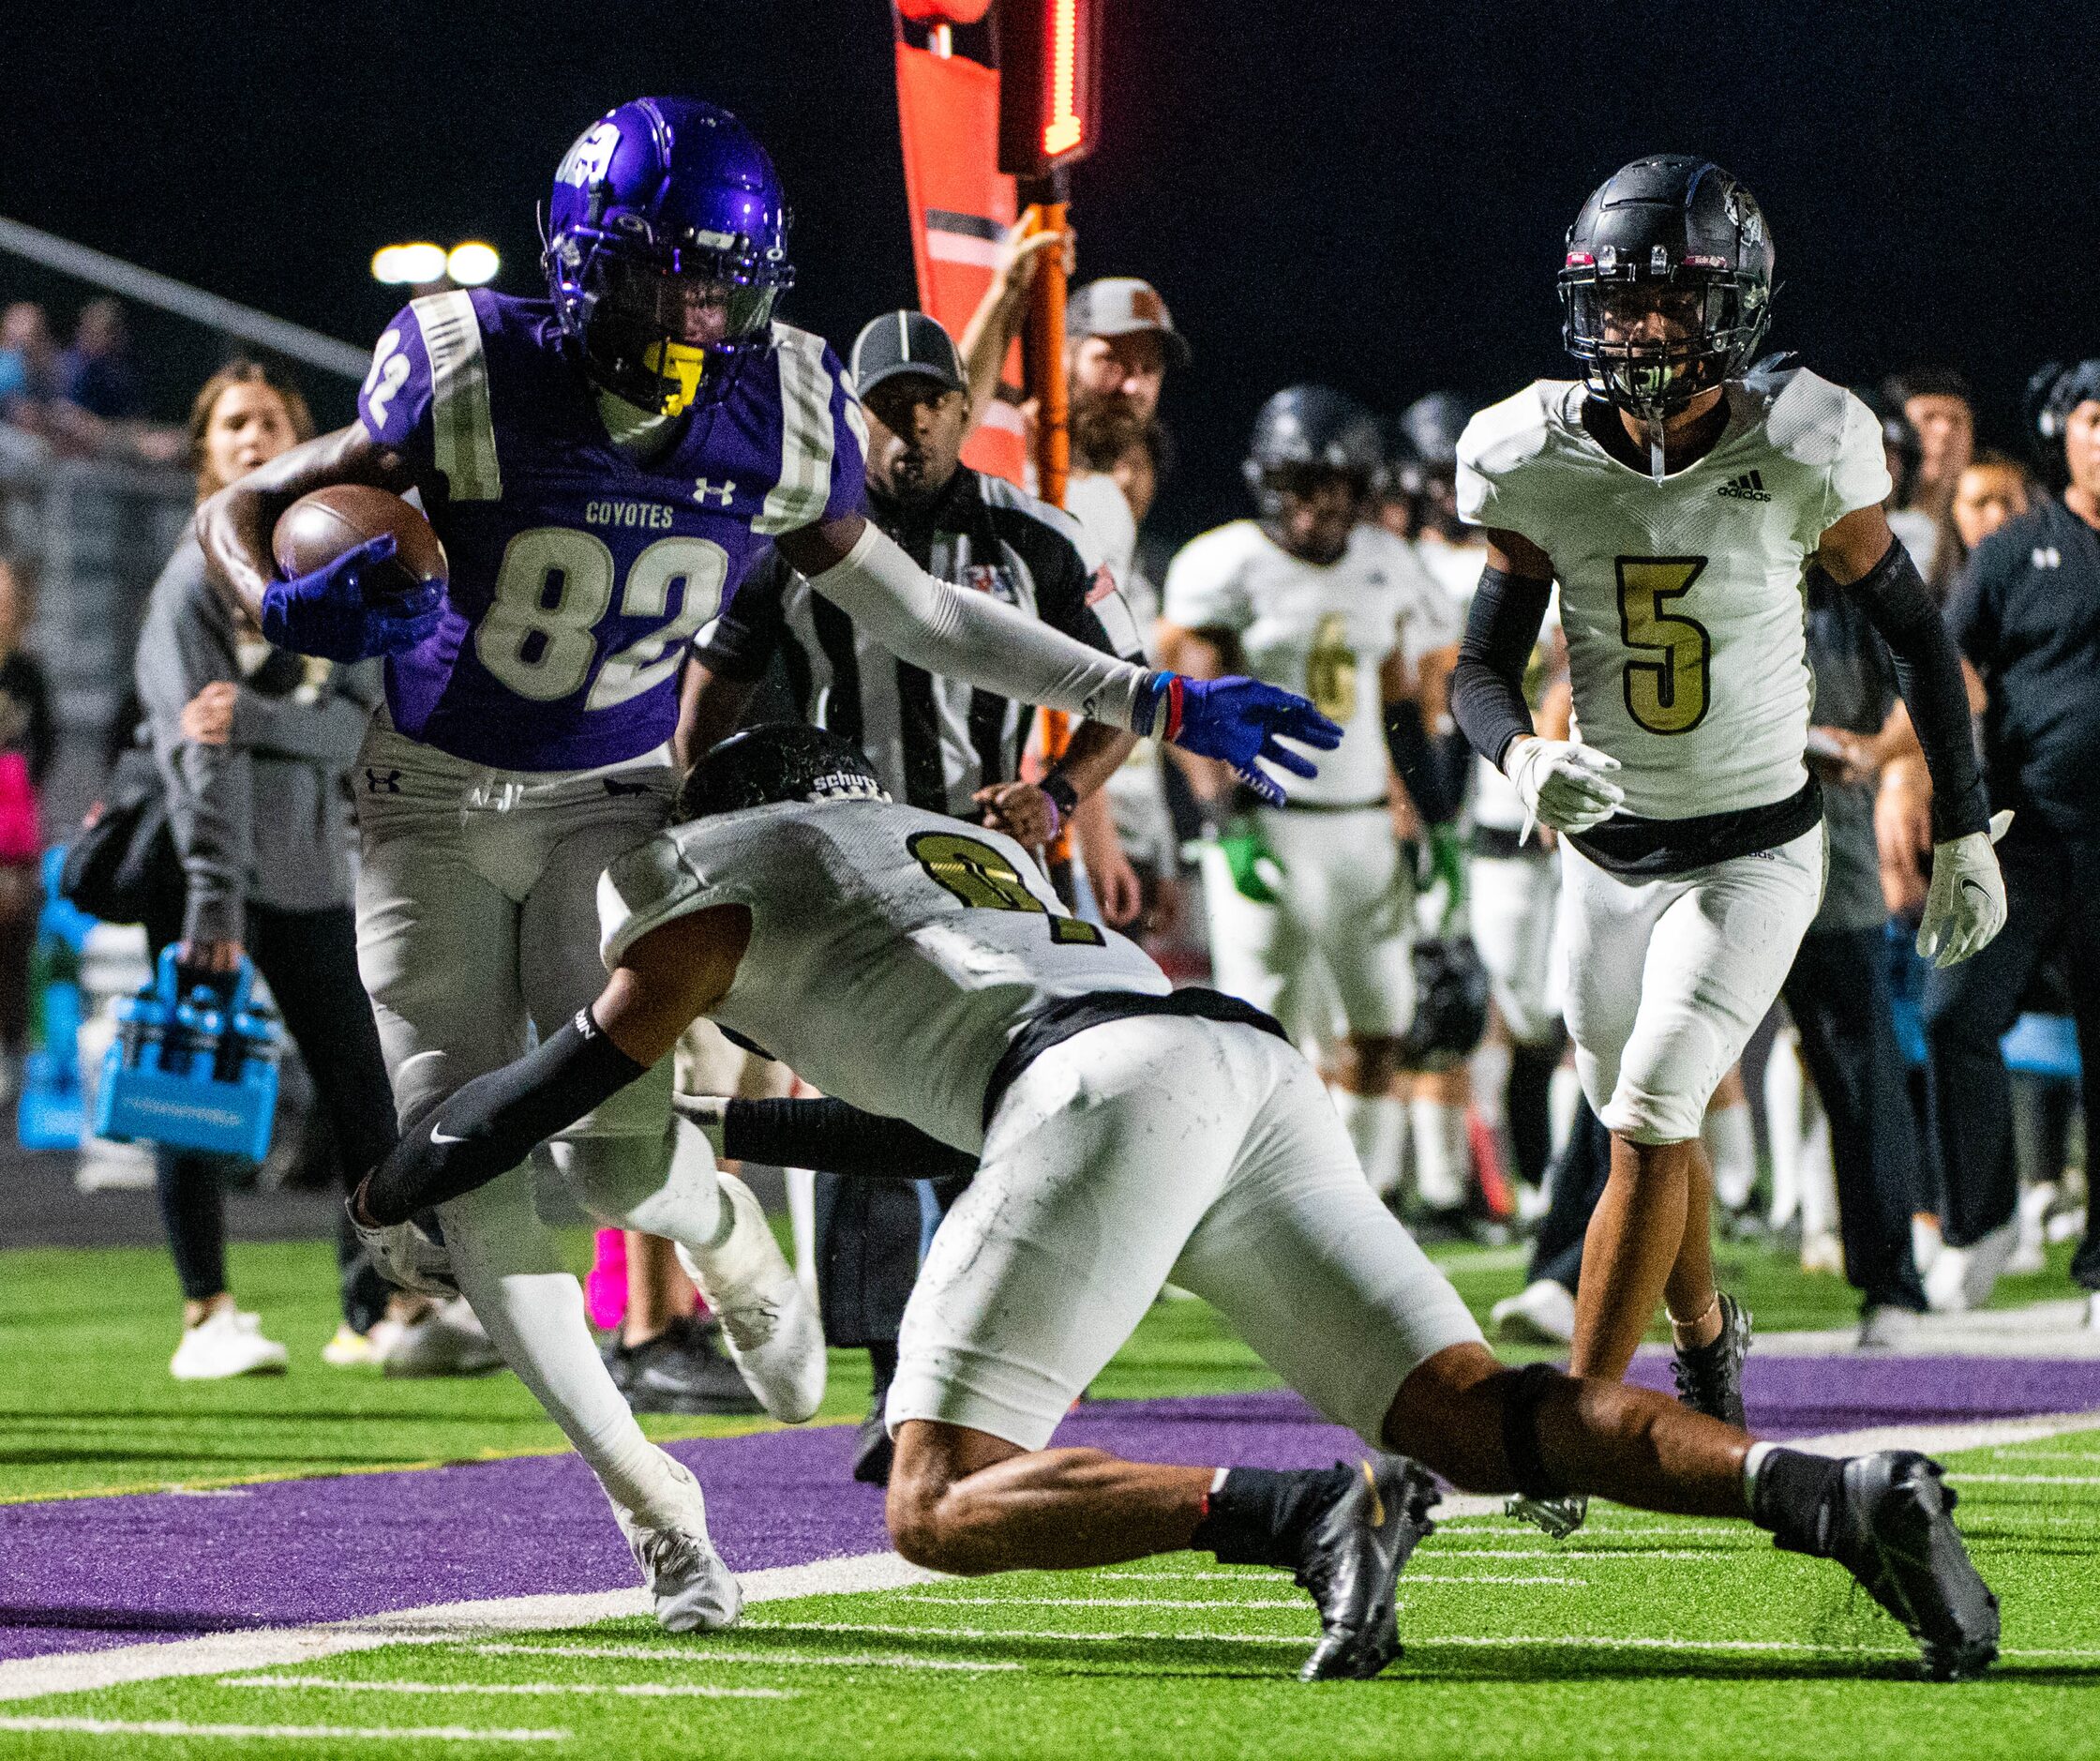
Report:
1041,771,1080,821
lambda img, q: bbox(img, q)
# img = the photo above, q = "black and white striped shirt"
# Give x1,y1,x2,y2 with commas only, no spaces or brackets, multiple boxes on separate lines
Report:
693,468,1144,815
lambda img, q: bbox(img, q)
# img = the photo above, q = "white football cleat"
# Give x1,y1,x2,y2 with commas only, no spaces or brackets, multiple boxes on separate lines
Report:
612,1451,742,1633
1925,1218,2018,1315
676,1172,826,1422
171,1307,289,1381
1800,1229,1845,1276
379,1297,503,1377
1490,1279,1576,1346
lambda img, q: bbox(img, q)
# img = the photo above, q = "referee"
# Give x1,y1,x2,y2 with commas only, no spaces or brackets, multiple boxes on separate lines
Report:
1914,359,2100,1322
677,309,1146,1480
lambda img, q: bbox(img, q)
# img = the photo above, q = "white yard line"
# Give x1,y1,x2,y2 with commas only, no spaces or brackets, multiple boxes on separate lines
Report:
8,1405,2096,1703
0,1552,938,1703
220,1674,789,1700
903,1594,1312,1611
468,1640,1017,1673
0,1714,565,1741
1944,1472,2100,1486
1100,1580,1587,1588
746,1618,1306,1648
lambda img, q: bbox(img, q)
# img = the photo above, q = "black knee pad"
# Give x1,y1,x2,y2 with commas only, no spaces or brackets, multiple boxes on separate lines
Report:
1499,1361,1571,1499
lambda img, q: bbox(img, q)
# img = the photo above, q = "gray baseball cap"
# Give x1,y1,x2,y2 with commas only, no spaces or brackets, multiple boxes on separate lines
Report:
1067,277,1191,367
849,309,968,399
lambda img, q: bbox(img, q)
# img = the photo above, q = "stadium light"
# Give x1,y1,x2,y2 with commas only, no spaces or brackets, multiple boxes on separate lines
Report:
371,243,448,285
445,242,502,286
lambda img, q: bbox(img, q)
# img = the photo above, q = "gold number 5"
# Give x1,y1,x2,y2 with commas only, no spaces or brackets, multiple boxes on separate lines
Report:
1615,556,1711,735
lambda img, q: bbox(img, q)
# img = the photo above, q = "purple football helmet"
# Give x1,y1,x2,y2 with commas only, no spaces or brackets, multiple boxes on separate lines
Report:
544,97,795,414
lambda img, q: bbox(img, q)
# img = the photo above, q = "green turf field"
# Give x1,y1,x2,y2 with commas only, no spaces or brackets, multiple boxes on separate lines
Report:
1,1232,2085,1503
5,1424,2095,1759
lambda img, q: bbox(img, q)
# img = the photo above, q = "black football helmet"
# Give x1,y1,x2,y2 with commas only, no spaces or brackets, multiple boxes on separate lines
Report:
1558,156,1774,426
678,722,887,820
1397,392,1477,473
1242,384,1387,518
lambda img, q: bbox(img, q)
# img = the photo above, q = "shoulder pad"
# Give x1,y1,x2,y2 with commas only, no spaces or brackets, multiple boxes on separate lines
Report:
1760,367,1858,468
597,834,702,970
1456,383,1563,480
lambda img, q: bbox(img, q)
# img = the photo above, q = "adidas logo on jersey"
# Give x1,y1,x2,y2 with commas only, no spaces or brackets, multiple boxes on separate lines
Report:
1716,470,1772,503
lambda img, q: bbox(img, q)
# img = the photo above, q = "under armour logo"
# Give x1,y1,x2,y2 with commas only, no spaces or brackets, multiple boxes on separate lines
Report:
2033,546,2062,569
365,769,403,794
693,476,738,508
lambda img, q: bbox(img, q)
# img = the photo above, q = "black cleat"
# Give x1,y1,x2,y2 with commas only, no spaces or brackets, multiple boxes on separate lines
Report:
1828,1451,2000,1680
852,1402,894,1485
608,1316,764,1416
1672,1291,1751,1427
1506,1492,1588,1539
1293,1456,1440,1681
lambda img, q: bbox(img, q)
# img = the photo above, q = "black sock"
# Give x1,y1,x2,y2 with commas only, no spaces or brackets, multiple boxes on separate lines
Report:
866,1342,898,1401
1189,1463,1357,1569
1749,1448,1846,1555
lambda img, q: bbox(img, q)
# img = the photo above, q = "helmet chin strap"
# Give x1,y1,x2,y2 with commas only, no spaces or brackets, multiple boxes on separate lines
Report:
1647,408,1667,483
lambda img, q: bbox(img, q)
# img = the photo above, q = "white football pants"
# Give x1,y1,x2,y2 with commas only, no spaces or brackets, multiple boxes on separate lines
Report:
1200,805,1417,1041
1469,848,1564,1047
888,1016,1484,1452
354,721,720,1528
1559,823,1823,1145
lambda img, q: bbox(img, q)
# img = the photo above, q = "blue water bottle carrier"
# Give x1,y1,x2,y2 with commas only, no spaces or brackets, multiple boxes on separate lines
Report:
95,947,282,1163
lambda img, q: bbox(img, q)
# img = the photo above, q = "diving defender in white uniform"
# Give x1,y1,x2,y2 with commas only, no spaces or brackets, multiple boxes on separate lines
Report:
350,722,2002,1684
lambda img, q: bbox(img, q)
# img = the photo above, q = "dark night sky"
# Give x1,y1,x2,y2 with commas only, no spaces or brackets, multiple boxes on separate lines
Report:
4,0,2095,548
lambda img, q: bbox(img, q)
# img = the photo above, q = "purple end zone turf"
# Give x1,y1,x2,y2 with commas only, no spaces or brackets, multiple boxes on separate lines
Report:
4,1350,2096,1665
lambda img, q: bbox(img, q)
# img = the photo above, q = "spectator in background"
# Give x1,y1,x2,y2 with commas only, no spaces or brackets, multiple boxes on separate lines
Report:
1885,368,1976,527
136,359,488,1379
0,553,52,1095
1899,360,2100,1322
1931,448,2035,599
60,299,145,422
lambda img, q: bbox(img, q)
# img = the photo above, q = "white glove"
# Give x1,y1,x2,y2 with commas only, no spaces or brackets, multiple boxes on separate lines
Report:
1916,809,2013,969
1504,737,1626,835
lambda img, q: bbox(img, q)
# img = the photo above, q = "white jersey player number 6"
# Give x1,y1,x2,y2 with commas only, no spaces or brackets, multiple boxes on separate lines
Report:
478,528,730,708
1614,555,1712,736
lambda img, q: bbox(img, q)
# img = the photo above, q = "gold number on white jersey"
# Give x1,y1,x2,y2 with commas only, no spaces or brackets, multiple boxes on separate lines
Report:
908,831,1105,946
1305,611,1358,724
1615,556,1711,735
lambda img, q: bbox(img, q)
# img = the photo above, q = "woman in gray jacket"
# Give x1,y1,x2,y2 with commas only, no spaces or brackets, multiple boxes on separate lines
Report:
136,360,490,1379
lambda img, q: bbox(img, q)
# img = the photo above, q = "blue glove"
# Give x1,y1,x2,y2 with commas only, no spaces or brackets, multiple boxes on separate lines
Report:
1143,674,1342,806
260,534,443,662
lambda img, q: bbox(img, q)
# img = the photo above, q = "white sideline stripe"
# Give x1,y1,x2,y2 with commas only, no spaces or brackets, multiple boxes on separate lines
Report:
752,1619,2100,1664
0,1552,938,1703
0,1715,564,1741
222,1674,789,1700
8,1407,2097,1703
904,1594,1312,1612
470,1641,1016,1673
751,1618,1305,1648
1100,1567,1592,1585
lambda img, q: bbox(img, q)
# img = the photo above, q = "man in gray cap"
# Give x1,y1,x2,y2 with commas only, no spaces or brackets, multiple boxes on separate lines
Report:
677,309,1147,1480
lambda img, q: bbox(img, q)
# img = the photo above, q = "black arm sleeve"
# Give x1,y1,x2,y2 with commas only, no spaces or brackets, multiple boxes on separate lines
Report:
1840,535,1990,844
358,1010,648,1225
1450,564,1552,770
724,1096,980,1182
1384,700,1461,824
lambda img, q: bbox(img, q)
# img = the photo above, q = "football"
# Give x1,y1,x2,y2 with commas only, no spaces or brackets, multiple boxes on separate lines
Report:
270,484,447,596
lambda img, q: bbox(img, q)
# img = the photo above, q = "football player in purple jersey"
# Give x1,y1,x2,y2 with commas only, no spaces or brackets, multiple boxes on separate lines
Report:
196,96,1339,1633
